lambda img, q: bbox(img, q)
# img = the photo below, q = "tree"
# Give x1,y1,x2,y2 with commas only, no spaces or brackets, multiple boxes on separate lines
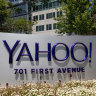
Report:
55,0,96,35
5,17,35,33
0,0,35,33
0,0,9,31
13,17,35,33
22,0,50,33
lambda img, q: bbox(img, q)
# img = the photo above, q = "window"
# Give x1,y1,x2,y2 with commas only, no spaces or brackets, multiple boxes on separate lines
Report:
49,13,52,18
41,25,44,31
49,24,52,30
57,11,62,17
9,0,14,2
57,2,61,7
46,25,48,30
46,13,48,19
36,15,38,20
43,4,48,10
39,14,44,20
38,5,42,10
33,1,62,12
46,24,52,30
33,15,38,21
36,25,44,32
53,23,57,29
36,26,38,32
39,26,42,31
60,11,62,16
46,12,55,19
45,4,48,9
29,16,31,20
35,6,38,11
33,6,35,11
49,2,52,8
53,1,57,8
12,4,27,17
53,12,55,17
57,11,59,17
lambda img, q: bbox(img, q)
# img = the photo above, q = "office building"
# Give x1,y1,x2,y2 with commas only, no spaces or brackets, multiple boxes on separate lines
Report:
9,0,62,34
9,0,28,20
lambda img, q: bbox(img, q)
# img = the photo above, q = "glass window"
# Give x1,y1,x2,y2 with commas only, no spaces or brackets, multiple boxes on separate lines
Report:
53,1,57,8
53,23,57,29
45,3,48,9
43,4,45,10
49,24,52,30
29,16,31,20
36,26,38,32
57,11,62,17
39,26,41,31
42,14,44,20
57,11,59,17
39,14,44,20
33,16,35,21
22,10,26,14
38,5,42,11
36,15,38,20
28,6,31,13
46,13,53,19
42,3,48,9
33,6,35,11
60,11,62,16
57,2,60,7
35,6,38,11
33,15,38,21
42,25,44,31
46,24,52,30
36,25,44,32
9,0,14,2
46,13,48,19
49,13,52,18
32,1,61,12
39,15,41,20
49,2,52,8
46,25,48,30
53,12,55,17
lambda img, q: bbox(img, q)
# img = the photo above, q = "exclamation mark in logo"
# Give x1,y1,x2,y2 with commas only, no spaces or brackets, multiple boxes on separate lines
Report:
89,42,92,63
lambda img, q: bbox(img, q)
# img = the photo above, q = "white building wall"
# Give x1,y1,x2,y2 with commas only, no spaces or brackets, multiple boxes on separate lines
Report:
9,0,63,35
32,8,58,35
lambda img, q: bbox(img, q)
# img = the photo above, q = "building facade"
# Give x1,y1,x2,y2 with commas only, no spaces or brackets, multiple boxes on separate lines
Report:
9,0,28,20
9,0,62,34
32,0,62,34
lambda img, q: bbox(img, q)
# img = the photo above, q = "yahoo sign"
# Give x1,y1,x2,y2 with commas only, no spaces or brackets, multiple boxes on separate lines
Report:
3,40,92,64
0,33,95,86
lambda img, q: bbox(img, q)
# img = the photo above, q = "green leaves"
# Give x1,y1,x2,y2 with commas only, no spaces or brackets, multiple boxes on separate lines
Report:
0,0,35,33
0,0,8,24
5,17,35,34
56,0,96,35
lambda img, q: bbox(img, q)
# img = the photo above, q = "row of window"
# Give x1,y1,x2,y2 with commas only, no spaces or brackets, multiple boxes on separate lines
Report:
33,14,44,21
9,0,18,2
33,11,62,21
46,12,55,19
33,1,61,12
36,23,57,32
13,4,27,17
